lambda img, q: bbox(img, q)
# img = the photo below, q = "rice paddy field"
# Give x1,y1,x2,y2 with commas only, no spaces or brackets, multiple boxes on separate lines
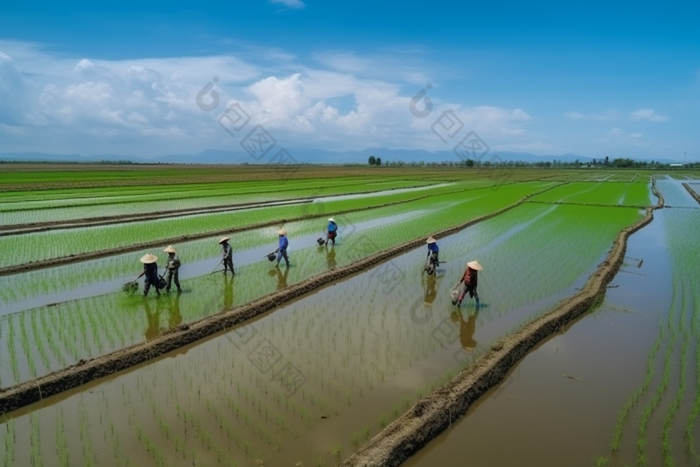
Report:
0,164,698,467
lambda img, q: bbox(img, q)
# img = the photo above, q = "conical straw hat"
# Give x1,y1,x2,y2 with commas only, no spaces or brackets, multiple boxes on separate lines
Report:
218,237,230,244
278,229,286,235
467,260,483,271
140,253,158,264
328,218,335,222
163,245,176,254
426,236,436,244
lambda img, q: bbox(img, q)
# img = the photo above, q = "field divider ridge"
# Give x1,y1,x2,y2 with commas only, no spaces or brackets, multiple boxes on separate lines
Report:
0,182,565,416
338,180,664,467
682,182,700,206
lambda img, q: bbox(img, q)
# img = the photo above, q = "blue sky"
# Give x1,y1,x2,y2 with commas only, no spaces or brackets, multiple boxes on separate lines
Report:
0,1,698,160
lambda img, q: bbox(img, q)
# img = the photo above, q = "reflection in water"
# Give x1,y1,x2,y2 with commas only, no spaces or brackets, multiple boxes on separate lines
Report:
423,275,437,305
268,266,290,291
451,309,479,350
223,274,235,310
326,245,337,271
143,298,162,341
167,292,182,329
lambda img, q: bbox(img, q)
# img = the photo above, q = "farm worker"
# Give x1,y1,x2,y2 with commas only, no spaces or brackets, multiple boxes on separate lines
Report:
426,236,439,263
137,253,160,297
163,245,182,293
275,229,290,268
218,237,234,275
455,260,482,307
327,218,338,246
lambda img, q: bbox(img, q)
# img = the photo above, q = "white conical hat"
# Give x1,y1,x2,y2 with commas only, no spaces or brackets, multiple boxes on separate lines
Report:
218,237,230,244
278,229,286,235
426,236,436,244
140,253,158,264
328,218,335,222
163,245,176,254
467,260,483,271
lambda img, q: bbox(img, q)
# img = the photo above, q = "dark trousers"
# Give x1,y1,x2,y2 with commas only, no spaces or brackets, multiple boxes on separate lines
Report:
166,269,181,291
223,255,234,273
277,250,289,267
144,280,160,297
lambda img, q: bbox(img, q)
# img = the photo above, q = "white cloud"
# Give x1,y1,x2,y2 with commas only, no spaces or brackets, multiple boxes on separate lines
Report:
630,108,668,122
0,40,537,157
271,0,305,9
608,127,623,136
563,111,584,120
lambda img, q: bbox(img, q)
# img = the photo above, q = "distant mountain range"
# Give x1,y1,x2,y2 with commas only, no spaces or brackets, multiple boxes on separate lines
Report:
0,149,680,165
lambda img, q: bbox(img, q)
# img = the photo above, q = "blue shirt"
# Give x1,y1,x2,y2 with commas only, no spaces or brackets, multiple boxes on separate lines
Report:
328,221,337,232
428,243,439,253
279,235,289,251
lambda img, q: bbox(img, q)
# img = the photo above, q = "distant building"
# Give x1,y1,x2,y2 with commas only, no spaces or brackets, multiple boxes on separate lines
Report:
669,163,682,167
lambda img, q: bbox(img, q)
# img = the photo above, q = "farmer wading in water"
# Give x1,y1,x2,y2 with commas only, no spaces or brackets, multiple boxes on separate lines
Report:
455,260,483,307
137,253,160,297
163,245,182,292
275,229,290,268
218,237,234,275
326,218,338,246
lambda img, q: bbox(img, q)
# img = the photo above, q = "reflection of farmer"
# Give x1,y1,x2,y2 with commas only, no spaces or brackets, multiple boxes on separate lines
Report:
137,253,160,297
451,309,479,350
423,275,437,305
143,299,161,340
326,218,338,246
163,245,182,293
326,244,337,270
455,260,483,307
218,237,234,275
268,266,289,291
167,292,182,329
223,274,234,310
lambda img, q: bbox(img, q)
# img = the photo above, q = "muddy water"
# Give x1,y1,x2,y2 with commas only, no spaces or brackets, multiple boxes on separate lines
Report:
404,185,699,467
0,203,644,467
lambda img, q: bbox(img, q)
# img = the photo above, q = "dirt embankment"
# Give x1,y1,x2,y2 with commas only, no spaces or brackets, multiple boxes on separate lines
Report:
0,183,564,416
682,182,700,206
651,176,665,208
339,186,664,467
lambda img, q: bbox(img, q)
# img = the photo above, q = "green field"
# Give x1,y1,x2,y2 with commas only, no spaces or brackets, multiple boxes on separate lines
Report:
0,164,697,467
